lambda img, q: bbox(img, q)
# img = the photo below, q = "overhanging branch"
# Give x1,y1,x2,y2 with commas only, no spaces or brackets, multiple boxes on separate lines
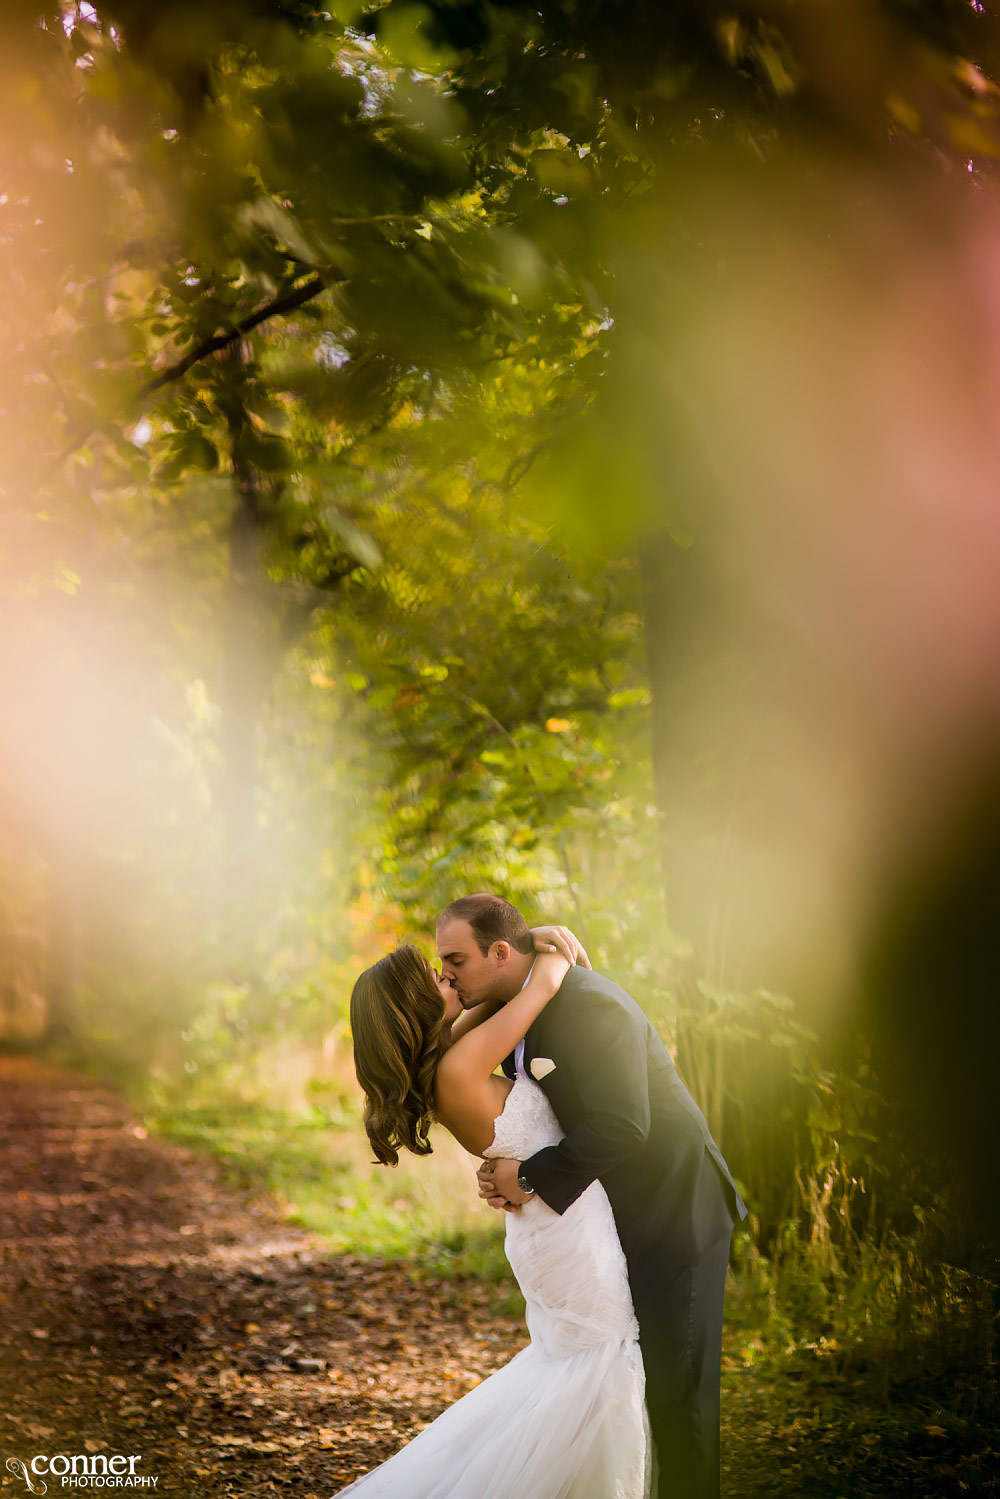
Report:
34,274,332,495
141,274,329,396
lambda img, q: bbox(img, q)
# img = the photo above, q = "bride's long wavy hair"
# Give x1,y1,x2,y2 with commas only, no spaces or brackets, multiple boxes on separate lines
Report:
350,945,449,1167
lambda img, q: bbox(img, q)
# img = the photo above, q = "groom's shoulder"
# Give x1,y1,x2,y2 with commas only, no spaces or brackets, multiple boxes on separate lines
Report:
554,965,646,1021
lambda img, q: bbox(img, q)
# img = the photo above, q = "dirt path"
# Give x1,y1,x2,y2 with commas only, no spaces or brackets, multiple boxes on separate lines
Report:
0,1055,526,1496
7,1053,991,1499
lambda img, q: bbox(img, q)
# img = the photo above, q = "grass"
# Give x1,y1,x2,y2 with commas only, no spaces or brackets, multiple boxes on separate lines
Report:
139,1079,523,1308
32,1030,525,1308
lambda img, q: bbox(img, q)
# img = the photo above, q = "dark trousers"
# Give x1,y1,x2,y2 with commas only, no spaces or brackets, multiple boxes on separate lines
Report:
629,1229,733,1499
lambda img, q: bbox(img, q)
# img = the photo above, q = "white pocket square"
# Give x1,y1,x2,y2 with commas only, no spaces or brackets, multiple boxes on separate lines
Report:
530,1056,557,1081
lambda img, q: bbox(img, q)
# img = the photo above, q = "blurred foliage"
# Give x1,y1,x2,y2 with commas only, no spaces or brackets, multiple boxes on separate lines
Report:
1,1,999,1444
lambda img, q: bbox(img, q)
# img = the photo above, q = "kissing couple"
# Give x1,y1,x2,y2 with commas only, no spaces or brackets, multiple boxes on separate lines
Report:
335,893,747,1499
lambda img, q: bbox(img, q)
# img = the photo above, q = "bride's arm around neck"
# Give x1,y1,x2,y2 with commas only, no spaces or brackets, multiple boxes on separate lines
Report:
439,952,570,1085
432,955,564,1156
449,995,506,1045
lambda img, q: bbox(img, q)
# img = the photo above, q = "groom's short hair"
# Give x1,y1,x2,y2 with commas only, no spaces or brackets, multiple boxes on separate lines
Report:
436,893,534,956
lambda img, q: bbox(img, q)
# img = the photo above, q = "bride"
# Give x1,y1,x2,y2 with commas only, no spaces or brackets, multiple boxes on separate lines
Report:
335,932,651,1499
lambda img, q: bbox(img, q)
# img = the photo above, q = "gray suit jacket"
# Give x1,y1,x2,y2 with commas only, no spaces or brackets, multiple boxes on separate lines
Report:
505,966,748,1266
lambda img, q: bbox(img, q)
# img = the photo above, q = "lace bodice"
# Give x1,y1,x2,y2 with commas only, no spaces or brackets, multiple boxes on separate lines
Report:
483,1073,564,1161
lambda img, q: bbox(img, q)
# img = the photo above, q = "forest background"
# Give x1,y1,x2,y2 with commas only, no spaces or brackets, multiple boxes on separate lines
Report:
2,2,1000,1492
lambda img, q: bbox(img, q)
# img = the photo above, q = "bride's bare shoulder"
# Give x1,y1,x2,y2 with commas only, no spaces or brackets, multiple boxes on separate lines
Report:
433,1041,483,1110
434,1051,510,1155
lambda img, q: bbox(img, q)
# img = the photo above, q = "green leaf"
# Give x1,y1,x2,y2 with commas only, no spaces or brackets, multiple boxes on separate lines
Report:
321,506,382,571
187,434,220,472
530,149,593,197
238,198,327,268
233,429,290,473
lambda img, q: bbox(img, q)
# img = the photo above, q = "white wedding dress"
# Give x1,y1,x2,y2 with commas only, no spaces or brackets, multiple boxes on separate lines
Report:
331,1069,651,1499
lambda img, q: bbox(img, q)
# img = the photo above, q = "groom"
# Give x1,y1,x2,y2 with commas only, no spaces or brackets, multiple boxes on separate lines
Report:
436,893,748,1499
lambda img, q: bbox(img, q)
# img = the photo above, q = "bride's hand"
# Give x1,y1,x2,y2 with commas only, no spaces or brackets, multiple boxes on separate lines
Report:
529,924,592,970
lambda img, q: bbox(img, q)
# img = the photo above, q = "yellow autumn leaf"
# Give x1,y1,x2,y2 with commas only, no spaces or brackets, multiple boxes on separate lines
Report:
545,718,572,733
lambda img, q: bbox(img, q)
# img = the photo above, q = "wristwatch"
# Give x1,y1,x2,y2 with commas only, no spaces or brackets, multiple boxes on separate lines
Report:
516,1168,535,1196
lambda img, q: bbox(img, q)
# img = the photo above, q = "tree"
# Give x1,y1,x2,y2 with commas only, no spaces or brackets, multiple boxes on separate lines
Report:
0,0,600,1006
414,0,1000,1237
4,0,1000,1248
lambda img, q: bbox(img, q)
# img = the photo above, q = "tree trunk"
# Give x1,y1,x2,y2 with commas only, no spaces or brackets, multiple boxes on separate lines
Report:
216,339,273,925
